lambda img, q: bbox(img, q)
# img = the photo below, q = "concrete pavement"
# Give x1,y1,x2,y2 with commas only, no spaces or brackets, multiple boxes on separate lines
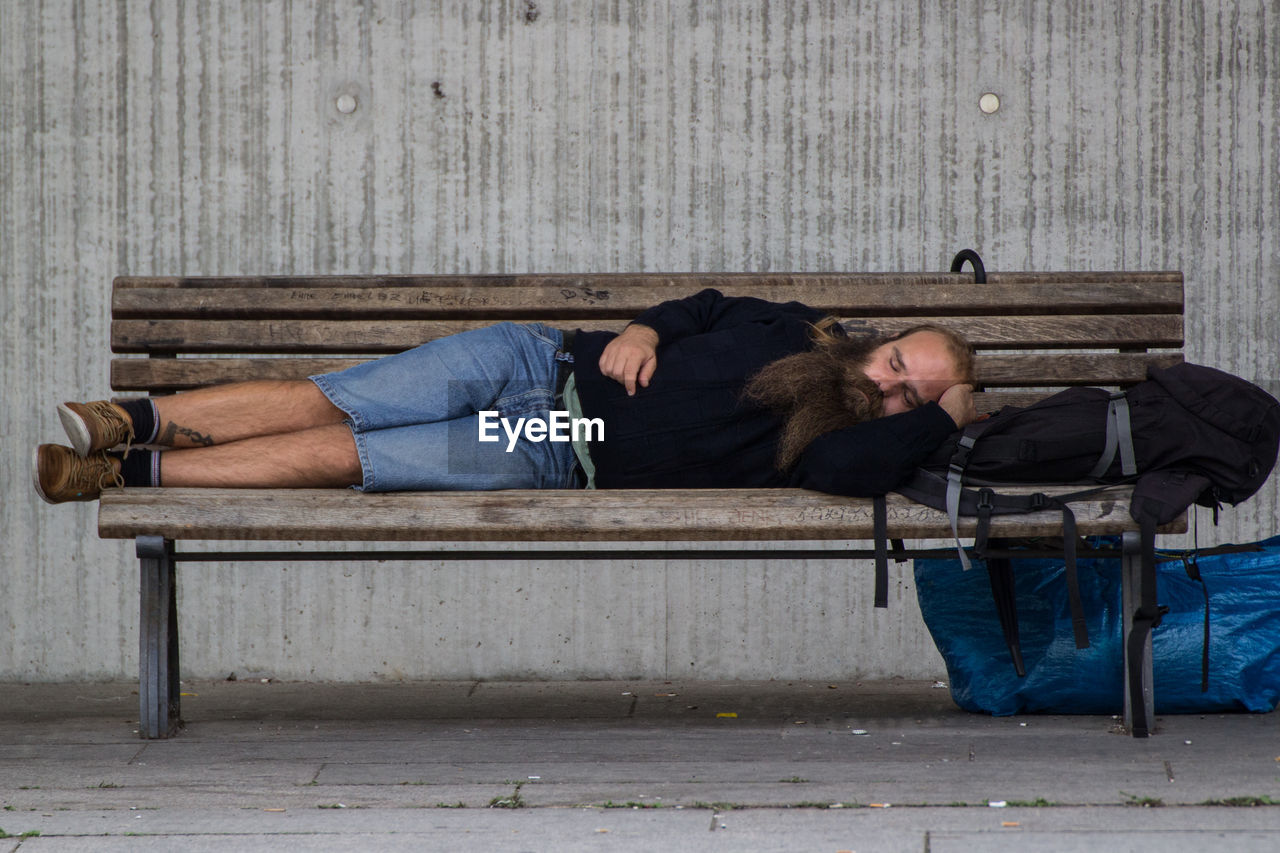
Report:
1,679,1277,850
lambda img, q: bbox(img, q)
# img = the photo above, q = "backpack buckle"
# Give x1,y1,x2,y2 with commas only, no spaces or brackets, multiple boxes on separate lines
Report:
950,435,976,470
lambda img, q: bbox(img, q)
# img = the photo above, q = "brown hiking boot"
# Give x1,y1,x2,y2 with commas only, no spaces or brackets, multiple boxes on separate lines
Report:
58,400,135,456
32,445,123,504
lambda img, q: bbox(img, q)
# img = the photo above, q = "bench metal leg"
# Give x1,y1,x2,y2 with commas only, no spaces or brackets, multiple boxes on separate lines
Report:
138,536,181,739
1121,531,1154,737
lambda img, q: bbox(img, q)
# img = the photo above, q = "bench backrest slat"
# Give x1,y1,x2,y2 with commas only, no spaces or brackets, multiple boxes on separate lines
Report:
112,314,1183,354
115,279,1182,318
113,271,1183,288
109,352,1184,393
112,274,1184,320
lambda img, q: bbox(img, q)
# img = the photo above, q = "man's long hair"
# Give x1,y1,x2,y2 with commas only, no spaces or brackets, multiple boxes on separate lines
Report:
743,319,975,471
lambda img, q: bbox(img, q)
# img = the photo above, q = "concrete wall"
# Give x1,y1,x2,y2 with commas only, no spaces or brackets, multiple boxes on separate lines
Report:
2,0,1277,682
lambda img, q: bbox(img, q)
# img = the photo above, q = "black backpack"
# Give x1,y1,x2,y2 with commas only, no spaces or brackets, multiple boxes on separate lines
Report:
905,361,1279,523
877,362,1280,732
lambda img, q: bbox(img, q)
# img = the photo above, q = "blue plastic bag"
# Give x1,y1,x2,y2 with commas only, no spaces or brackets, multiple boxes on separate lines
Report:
913,535,1280,715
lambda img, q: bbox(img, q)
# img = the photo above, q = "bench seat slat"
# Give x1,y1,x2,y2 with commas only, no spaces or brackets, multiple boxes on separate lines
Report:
109,352,1185,393
111,315,1184,354
98,487,1184,542
112,280,1185,320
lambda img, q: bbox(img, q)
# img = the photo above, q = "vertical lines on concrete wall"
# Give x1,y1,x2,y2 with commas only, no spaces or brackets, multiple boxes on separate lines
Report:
4,1,1279,679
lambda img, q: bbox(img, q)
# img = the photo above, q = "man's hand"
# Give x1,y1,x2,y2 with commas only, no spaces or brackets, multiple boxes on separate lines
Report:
937,384,980,428
598,323,660,396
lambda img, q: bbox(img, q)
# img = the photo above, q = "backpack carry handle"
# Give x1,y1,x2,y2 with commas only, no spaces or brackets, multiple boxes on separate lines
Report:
950,249,987,283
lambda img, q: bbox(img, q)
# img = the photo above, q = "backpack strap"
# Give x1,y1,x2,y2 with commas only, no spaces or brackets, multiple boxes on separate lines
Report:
900,455,1120,652
1181,552,1211,693
870,497,913,609
956,482,1093,649
946,441,975,570
1089,392,1138,479
1059,502,1090,649
873,494,889,608
1049,483,1136,650
972,488,996,559
1127,517,1164,738
985,546,1028,677
945,419,1001,570
981,486,1100,650
1116,393,1137,475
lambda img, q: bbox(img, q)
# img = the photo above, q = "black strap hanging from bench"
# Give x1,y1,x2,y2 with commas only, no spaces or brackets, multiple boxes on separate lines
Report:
873,494,890,608
1181,553,1211,693
1059,502,1089,649
953,479,1105,651
984,543,1027,678
1127,518,1163,738
935,417,1094,650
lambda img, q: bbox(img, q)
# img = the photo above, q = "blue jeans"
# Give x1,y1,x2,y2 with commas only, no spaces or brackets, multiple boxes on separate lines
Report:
311,322,580,491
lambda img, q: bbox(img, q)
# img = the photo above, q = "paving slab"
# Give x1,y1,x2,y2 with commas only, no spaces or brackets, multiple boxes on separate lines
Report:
4,807,1280,853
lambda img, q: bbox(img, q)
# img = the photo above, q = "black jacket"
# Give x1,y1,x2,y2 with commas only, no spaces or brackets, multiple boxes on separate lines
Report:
570,288,957,496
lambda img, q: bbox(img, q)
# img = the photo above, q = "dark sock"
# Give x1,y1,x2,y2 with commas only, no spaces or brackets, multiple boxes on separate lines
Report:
116,398,159,444
117,449,157,487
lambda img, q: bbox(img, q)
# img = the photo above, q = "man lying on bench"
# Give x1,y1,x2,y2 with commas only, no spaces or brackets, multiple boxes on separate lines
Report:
35,288,977,503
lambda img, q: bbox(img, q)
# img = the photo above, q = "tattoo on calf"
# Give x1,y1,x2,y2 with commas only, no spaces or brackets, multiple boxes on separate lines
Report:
160,422,214,447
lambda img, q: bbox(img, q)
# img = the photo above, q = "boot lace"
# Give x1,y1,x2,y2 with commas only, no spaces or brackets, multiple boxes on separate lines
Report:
86,400,136,456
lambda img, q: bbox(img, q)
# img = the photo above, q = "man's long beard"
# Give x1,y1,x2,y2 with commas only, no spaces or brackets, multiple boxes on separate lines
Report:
743,337,884,471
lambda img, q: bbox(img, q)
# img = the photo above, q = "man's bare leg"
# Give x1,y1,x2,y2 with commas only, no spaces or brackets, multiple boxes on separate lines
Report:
157,423,362,488
153,380,347,448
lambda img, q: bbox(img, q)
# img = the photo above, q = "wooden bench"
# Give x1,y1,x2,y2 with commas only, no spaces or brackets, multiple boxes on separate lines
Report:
98,254,1187,738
